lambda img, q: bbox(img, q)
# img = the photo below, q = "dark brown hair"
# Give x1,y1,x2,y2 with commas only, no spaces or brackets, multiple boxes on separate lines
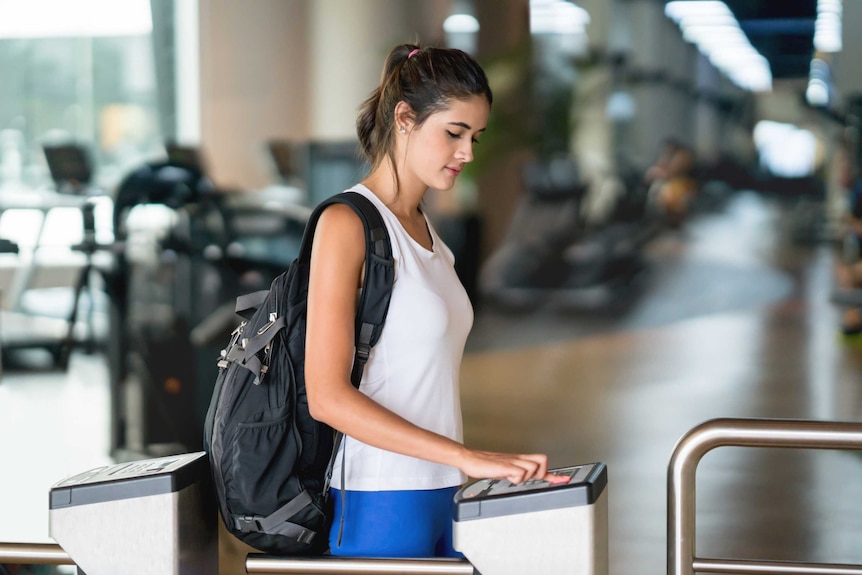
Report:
356,44,493,177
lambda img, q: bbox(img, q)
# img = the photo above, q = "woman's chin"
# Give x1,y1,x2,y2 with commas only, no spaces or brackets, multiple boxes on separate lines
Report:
434,179,457,192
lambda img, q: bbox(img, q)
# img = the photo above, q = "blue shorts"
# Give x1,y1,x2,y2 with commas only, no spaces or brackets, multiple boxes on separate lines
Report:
328,487,462,558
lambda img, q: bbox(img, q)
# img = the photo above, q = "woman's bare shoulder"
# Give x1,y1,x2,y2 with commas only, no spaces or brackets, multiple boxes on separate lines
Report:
316,202,365,235
312,202,367,261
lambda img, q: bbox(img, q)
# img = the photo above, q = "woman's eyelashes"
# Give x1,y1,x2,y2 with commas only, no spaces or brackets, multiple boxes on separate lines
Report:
446,130,480,144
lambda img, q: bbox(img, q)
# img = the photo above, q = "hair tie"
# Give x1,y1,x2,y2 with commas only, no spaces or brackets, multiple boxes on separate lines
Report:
408,49,420,59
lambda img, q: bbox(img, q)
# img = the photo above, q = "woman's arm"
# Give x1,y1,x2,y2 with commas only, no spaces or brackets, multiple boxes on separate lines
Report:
304,204,563,485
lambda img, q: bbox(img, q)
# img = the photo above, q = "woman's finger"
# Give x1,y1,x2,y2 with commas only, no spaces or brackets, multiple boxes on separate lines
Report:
516,454,549,480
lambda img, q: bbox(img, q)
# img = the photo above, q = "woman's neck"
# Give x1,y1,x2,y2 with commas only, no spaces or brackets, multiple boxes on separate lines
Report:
362,161,426,219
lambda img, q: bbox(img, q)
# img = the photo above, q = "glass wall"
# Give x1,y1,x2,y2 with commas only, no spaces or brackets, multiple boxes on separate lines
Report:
0,1,165,194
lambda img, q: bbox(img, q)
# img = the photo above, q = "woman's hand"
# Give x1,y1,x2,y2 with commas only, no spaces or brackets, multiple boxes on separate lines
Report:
455,448,570,485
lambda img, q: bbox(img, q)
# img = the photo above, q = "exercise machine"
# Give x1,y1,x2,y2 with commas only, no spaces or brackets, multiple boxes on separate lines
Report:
480,156,660,310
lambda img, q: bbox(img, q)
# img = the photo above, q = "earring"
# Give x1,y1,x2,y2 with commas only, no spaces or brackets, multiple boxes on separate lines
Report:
398,126,406,134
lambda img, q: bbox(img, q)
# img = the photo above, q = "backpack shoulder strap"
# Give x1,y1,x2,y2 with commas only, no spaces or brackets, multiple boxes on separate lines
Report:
299,191,394,389
234,289,269,319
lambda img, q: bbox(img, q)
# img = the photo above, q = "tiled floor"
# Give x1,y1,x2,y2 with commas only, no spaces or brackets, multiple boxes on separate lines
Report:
3,190,862,574
0,353,112,545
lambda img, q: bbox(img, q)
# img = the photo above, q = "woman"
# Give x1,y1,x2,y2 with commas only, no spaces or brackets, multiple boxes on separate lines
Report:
305,43,565,558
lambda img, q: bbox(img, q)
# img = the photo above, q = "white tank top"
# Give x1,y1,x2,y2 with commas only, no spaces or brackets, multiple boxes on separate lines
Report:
330,184,473,491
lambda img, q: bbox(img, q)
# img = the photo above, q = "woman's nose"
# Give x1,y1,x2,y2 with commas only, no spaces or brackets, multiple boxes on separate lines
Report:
457,141,474,163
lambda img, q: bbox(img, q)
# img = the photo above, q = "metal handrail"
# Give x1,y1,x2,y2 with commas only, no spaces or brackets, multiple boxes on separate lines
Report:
245,555,476,574
0,542,72,565
0,542,476,573
668,418,862,575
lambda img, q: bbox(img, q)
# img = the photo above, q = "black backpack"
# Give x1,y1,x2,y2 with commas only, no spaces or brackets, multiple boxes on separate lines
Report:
203,191,394,554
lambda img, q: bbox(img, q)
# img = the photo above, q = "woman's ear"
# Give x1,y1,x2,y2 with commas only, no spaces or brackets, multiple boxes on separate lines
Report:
394,101,416,133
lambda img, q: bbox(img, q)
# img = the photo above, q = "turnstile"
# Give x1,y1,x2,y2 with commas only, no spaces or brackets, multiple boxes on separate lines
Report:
453,462,608,575
44,457,606,575
242,462,609,574
49,451,217,575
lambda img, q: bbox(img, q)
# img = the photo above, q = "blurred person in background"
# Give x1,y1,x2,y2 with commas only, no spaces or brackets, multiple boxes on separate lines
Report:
645,138,698,228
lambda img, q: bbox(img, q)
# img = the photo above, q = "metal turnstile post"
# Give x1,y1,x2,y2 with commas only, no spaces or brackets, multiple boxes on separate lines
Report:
668,418,862,575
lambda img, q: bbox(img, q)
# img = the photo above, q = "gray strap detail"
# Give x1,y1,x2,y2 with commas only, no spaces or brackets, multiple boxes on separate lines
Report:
235,290,268,314
338,437,348,547
322,431,348,547
234,490,316,545
244,354,263,381
267,521,317,544
243,317,286,360
234,517,315,544
370,228,387,257
258,490,313,532
225,345,245,364
220,334,270,380
324,432,344,494
357,322,374,347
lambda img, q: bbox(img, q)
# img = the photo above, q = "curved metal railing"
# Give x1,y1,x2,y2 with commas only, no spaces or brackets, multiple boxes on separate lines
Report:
0,542,71,564
0,542,475,574
245,555,475,574
668,418,862,575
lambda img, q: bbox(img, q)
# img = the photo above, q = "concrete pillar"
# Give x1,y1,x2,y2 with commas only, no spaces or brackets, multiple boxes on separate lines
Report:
308,0,450,140
833,0,862,100
472,0,530,260
693,53,722,165
626,0,666,167
197,0,449,191
625,0,697,167
175,0,201,145
572,0,615,181
198,0,310,190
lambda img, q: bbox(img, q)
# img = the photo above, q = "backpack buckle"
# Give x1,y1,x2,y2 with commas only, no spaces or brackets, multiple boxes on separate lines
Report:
355,343,371,362
235,515,261,533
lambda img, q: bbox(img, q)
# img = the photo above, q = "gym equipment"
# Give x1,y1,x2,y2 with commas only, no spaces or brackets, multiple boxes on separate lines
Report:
49,451,217,575
107,160,225,457
454,462,608,575
481,157,659,309
107,159,310,458
0,239,18,378
1,144,103,370
830,288,862,307
0,187,103,370
292,140,367,206
42,143,95,195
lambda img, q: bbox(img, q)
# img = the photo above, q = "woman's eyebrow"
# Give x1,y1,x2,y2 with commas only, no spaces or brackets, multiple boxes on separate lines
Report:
448,121,486,132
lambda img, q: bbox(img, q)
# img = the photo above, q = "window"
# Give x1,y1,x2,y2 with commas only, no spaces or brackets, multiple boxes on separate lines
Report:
0,0,165,194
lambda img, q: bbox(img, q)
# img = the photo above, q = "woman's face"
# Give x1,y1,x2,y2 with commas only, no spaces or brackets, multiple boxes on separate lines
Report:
402,95,490,192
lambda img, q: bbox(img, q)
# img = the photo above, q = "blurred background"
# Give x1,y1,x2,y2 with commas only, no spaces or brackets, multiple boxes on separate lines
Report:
2,1,862,574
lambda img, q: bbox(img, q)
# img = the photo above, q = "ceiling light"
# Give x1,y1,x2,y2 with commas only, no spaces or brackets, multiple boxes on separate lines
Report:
806,79,830,106
443,14,480,34
530,0,590,35
814,0,842,52
665,0,771,91
0,0,152,38
665,1,733,23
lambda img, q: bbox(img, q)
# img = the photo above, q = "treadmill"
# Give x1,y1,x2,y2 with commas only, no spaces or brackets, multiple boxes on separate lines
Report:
0,143,99,370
